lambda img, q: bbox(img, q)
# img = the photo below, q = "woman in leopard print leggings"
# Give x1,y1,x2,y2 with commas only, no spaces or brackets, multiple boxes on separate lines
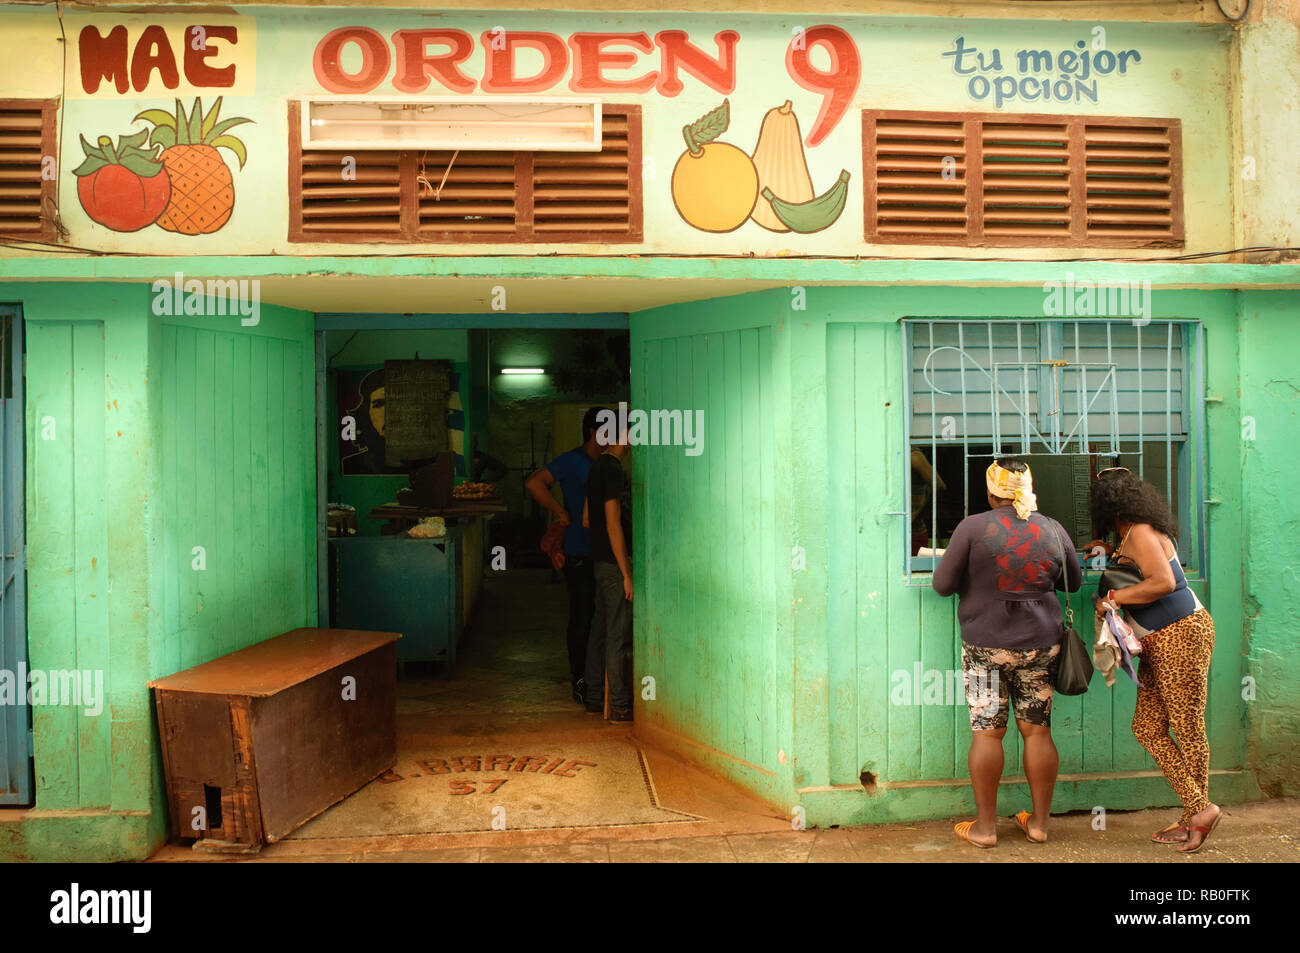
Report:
1090,469,1222,854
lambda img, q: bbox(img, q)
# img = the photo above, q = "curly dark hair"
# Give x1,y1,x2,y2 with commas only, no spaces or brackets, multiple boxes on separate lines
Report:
1089,470,1179,540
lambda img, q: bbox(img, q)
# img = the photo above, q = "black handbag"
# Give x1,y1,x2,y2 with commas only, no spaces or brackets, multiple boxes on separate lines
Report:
1097,527,1151,607
1099,558,1145,597
1048,526,1093,695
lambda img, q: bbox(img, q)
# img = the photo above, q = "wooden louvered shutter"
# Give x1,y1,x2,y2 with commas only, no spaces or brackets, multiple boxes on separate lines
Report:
1083,121,1182,244
866,114,969,242
0,100,57,241
417,150,518,239
863,109,1183,248
981,120,1071,242
289,102,641,244
528,104,641,241
289,101,405,241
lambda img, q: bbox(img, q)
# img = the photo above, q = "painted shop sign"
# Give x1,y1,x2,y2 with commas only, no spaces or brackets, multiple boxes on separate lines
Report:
41,11,1220,255
313,25,861,147
68,14,257,97
70,18,863,145
942,33,1144,109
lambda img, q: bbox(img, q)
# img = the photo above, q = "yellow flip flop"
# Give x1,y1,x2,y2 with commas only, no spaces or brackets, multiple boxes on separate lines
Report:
1014,809,1047,843
954,820,995,849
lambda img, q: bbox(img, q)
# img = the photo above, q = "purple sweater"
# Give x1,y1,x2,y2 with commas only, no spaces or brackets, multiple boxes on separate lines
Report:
932,508,1083,650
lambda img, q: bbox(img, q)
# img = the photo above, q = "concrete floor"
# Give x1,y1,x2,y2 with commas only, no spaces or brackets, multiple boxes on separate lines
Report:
151,568,1299,863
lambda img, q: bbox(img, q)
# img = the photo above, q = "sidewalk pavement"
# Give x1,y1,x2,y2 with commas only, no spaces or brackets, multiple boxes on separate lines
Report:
158,797,1297,863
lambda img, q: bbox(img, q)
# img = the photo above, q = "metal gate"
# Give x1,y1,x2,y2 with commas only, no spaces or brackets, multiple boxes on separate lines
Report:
0,306,30,805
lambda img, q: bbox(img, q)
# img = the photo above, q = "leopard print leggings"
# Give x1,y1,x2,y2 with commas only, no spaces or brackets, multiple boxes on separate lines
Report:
1131,608,1216,824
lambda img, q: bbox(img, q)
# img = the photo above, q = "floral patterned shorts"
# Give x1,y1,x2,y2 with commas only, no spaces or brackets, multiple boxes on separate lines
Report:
961,641,1061,731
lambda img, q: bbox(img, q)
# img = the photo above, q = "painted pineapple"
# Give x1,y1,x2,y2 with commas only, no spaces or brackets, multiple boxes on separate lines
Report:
134,97,251,235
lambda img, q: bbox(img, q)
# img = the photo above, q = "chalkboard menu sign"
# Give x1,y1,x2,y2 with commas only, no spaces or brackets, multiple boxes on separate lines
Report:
383,360,450,467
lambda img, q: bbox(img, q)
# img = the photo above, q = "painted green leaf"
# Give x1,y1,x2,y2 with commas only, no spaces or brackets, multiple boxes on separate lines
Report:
211,134,247,169
187,97,203,143
77,133,105,160
682,99,730,154
150,126,177,150
119,127,151,150
208,116,252,141
71,154,108,177
201,97,222,139
133,109,176,130
117,152,165,177
173,99,190,145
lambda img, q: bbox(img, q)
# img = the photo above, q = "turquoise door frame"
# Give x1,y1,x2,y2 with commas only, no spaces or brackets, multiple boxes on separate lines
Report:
0,304,30,805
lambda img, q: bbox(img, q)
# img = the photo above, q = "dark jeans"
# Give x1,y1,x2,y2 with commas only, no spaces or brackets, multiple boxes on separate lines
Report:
586,559,633,712
561,555,596,682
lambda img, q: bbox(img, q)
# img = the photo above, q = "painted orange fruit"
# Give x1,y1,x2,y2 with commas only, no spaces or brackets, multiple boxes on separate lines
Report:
670,99,759,234
672,141,759,233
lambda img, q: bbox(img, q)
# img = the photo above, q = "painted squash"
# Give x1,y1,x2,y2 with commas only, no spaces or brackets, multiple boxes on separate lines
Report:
750,101,815,232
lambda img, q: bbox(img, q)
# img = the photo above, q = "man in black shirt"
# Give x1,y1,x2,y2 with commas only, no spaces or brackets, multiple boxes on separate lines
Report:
582,423,633,721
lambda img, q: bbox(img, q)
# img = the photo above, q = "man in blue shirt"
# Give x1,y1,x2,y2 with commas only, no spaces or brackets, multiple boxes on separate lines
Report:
525,407,608,705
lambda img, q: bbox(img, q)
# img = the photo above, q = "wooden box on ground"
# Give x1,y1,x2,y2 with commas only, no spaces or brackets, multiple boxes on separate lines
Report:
149,628,399,848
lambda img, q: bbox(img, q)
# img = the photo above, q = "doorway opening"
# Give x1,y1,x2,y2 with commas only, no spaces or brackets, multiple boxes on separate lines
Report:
308,316,705,836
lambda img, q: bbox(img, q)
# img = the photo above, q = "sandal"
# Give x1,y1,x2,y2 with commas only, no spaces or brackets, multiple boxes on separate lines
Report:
1152,822,1189,844
1014,809,1047,843
1179,806,1222,854
954,820,995,849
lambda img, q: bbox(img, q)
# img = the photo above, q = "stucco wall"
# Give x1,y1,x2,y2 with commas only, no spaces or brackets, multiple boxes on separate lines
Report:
0,5,1237,259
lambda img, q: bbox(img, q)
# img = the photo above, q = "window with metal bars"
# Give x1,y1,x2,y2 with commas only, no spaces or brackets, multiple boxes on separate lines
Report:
863,109,1184,248
902,318,1207,583
0,100,58,243
288,102,641,244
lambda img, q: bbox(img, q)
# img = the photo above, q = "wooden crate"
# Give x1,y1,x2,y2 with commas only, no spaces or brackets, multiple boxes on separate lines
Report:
149,628,399,848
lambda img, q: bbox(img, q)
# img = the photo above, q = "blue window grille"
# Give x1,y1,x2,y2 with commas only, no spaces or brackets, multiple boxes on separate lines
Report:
902,318,1207,585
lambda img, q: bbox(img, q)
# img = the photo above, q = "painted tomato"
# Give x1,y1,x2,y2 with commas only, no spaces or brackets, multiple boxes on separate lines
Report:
72,132,171,232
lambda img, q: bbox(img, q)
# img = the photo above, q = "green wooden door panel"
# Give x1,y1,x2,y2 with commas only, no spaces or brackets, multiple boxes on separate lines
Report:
25,320,111,809
156,308,314,679
634,321,778,774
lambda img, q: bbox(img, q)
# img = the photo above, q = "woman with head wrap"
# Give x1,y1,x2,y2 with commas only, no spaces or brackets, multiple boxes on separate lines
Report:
933,459,1081,848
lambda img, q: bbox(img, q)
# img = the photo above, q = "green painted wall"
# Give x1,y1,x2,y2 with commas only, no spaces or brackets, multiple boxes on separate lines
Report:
804,287,1255,824
153,305,316,677
0,282,315,861
1239,290,1300,796
0,284,159,859
631,296,796,808
634,283,1287,825
1,271,1295,859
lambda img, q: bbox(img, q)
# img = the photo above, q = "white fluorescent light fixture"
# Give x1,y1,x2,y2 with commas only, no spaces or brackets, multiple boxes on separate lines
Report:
301,97,602,151
500,367,545,375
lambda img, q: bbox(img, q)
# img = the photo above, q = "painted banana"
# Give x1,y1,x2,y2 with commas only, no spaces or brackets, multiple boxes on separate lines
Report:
762,169,851,233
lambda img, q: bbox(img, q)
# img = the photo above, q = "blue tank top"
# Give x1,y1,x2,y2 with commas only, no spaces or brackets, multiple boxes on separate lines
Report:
1124,556,1199,631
